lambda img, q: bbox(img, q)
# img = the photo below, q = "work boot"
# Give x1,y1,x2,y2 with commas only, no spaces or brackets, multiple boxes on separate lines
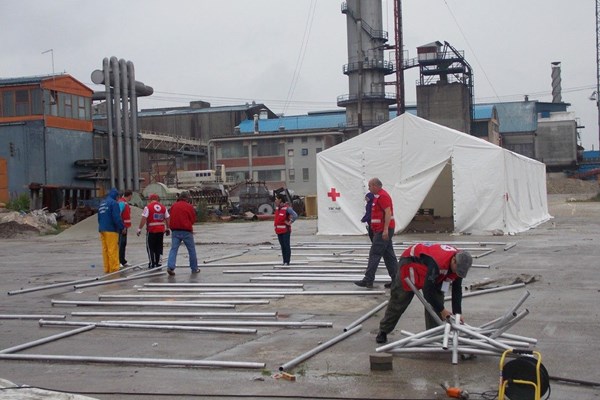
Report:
167,268,176,276
376,331,388,344
384,282,392,289
354,280,373,289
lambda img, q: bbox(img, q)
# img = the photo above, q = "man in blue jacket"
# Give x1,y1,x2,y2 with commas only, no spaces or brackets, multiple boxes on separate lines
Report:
98,188,125,274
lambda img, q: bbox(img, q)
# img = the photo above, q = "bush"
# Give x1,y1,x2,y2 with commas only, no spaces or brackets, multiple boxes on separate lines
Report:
6,194,30,212
195,199,209,222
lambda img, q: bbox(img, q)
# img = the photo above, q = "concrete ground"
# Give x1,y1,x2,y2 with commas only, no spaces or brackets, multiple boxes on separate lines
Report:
0,193,599,399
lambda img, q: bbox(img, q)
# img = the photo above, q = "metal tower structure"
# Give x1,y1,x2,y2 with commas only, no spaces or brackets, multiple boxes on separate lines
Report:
393,0,405,114
596,0,600,148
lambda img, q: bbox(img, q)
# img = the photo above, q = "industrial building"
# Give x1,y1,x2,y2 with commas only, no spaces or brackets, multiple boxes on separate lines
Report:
0,74,96,208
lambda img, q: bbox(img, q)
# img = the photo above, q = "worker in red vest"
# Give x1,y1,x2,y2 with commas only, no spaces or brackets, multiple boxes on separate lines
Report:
355,178,398,288
118,190,133,268
375,243,472,344
274,193,298,266
137,193,170,269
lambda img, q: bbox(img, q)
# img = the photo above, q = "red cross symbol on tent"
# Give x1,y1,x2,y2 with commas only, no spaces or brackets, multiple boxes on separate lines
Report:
327,188,341,202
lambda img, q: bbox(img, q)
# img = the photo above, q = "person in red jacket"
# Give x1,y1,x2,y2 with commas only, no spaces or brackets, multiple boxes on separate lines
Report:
355,178,398,288
166,191,198,276
137,194,170,269
274,193,298,266
118,190,133,268
375,243,473,344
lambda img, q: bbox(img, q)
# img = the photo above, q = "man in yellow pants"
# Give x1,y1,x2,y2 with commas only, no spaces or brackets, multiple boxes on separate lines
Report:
97,188,125,273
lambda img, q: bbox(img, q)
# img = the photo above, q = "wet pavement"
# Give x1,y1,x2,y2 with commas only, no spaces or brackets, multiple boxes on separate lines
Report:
0,194,599,399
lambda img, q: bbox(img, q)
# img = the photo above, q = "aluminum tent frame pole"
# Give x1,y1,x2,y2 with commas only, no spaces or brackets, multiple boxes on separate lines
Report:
71,311,277,318
101,294,278,301
0,353,265,369
74,270,165,289
39,320,256,334
0,314,66,320
102,320,333,328
404,277,444,326
144,283,304,288
376,325,446,352
344,300,388,332
202,250,249,264
488,291,530,330
8,276,100,296
51,300,235,309
0,325,95,354
279,325,362,372
490,309,530,339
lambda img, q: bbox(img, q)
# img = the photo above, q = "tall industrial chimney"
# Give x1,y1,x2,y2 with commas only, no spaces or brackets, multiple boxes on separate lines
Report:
551,62,562,103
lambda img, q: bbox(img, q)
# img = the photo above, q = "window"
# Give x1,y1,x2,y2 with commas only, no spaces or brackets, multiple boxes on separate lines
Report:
31,88,42,115
301,148,308,156
220,143,248,158
3,91,14,117
287,138,294,143
302,168,309,181
15,90,29,116
78,96,86,119
316,147,322,153
63,93,72,118
254,139,282,157
289,168,295,182
301,136,308,143
287,149,294,157
257,169,282,181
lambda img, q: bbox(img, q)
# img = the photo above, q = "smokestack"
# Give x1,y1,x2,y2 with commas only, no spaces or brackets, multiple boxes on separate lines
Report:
551,62,562,103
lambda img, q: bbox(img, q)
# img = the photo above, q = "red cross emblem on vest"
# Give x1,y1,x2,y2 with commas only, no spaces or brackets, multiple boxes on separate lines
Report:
327,188,341,202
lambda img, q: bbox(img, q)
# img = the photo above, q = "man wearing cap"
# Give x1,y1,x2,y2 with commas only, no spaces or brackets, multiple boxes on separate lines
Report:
137,194,170,269
375,243,473,344
166,191,198,276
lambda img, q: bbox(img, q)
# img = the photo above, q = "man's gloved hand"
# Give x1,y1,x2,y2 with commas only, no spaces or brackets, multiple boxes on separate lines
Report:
136,228,142,237
165,229,170,237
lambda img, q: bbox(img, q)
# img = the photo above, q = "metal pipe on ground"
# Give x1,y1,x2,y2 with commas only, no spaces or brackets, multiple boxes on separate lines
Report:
0,325,95,354
202,250,249,264
74,270,165,289
344,300,388,332
71,311,277,318
376,325,446,352
446,283,526,301
279,325,362,372
102,320,333,328
51,300,235,308
0,353,265,369
143,283,304,288
0,314,66,320
102,294,278,302
39,320,256,334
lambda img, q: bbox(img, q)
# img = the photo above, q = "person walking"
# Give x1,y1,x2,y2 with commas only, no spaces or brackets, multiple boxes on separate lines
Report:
375,243,473,344
354,178,398,288
166,191,198,276
137,193,170,269
360,192,375,242
118,190,133,268
274,193,298,266
97,188,125,274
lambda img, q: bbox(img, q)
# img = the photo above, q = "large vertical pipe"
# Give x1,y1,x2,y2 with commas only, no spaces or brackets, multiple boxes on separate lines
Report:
120,59,132,190
103,58,116,188
551,62,562,103
110,57,124,190
128,61,140,191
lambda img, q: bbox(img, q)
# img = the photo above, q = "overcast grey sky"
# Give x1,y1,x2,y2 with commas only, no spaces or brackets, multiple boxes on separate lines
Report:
2,1,598,150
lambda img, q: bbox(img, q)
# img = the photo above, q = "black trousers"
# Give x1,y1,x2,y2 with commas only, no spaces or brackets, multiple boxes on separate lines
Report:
146,232,164,268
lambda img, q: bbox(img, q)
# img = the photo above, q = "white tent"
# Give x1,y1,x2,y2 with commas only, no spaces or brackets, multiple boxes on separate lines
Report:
316,113,551,235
